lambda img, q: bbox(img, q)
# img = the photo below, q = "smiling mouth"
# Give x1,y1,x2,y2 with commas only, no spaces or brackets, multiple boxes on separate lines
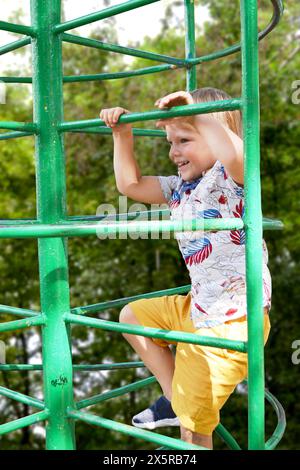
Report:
177,160,189,168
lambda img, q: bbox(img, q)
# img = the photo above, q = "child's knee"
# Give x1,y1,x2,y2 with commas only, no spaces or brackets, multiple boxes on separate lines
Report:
119,305,140,341
119,304,139,325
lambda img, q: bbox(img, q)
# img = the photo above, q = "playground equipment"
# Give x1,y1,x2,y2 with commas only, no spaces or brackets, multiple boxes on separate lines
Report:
0,0,286,450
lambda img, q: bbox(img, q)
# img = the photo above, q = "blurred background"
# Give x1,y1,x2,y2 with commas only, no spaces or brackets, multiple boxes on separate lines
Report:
0,0,299,450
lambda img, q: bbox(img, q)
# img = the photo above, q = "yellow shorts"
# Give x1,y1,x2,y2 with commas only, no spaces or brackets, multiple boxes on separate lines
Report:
129,293,271,435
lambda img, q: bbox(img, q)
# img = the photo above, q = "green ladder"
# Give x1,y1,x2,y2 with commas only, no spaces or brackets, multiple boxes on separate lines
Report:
0,0,286,450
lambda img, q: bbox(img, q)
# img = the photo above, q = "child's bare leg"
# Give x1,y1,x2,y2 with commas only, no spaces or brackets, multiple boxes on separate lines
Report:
119,305,175,400
180,425,213,449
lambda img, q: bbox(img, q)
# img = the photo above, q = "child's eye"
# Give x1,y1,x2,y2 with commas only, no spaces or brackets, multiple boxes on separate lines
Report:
180,138,189,143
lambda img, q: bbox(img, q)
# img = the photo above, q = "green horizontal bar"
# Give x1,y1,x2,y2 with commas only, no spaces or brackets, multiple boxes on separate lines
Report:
0,304,39,318
0,126,164,140
0,122,38,133
0,65,175,86
0,217,244,239
76,376,157,410
65,313,247,353
0,209,164,227
0,218,38,226
0,364,43,371
0,361,145,372
0,410,49,436
193,46,243,65
264,388,286,450
0,131,34,140
0,315,45,333
262,217,284,230
71,285,191,316
0,21,36,37
0,216,284,232
0,76,32,83
0,386,44,410
71,127,166,137
63,33,185,67
0,215,282,240
0,37,31,56
54,0,160,34
67,409,206,450
59,98,243,132
0,210,165,227
64,64,176,83
74,361,145,371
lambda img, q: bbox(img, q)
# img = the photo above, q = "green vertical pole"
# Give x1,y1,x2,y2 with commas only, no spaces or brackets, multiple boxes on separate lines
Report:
30,0,75,449
184,0,197,91
240,0,265,449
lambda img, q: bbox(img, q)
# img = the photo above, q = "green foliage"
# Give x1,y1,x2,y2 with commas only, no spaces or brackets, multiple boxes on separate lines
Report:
1,0,299,450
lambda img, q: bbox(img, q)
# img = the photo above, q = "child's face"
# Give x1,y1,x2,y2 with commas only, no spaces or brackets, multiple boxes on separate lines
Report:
165,121,215,181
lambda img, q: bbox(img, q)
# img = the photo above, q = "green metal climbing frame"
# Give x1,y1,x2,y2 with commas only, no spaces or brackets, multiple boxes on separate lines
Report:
0,0,286,450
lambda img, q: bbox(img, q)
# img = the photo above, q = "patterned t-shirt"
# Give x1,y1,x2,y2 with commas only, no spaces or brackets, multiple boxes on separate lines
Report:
158,159,272,328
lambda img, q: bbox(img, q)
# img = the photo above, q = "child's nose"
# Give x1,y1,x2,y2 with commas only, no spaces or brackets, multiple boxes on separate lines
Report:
169,145,179,158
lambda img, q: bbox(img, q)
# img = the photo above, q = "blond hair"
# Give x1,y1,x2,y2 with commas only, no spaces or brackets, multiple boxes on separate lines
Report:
191,87,242,138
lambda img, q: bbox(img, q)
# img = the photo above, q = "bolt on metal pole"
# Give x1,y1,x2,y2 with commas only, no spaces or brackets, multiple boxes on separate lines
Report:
30,0,76,450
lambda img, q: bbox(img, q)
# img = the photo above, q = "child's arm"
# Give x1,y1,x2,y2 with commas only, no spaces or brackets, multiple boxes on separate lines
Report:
195,116,244,185
100,106,167,204
155,91,244,185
